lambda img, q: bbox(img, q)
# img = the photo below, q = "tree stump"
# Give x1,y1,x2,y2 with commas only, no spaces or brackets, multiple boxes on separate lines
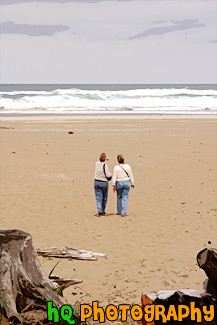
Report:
197,248,217,299
0,229,66,323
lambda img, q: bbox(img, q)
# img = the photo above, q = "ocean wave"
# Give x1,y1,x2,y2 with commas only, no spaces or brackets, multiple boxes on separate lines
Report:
0,87,217,113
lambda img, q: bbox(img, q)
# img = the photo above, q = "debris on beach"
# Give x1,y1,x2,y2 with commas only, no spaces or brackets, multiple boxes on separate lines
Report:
0,229,107,324
141,248,217,325
37,246,107,261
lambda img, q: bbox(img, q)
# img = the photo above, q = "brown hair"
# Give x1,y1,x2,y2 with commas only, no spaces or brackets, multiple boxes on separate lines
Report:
99,153,106,162
117,154,125,164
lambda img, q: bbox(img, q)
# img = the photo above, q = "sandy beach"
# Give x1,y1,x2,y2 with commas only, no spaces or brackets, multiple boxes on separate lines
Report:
0,116,216,322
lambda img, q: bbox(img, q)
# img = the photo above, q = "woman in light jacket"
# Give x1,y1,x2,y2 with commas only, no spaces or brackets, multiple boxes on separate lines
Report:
94,153,112,216
112,154,134,216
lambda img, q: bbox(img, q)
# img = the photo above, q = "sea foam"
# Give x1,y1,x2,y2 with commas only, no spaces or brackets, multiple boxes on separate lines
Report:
0,85,216,114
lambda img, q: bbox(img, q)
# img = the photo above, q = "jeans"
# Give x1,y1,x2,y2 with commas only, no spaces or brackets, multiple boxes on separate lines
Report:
116,180,131,215
94,180,108,214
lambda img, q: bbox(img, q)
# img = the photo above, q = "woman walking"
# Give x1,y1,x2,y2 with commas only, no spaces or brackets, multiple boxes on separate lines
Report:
94,153,112,216
112,154,134,216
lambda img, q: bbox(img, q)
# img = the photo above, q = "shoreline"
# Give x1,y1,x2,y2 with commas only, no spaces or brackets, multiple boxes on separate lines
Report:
0,112,217,121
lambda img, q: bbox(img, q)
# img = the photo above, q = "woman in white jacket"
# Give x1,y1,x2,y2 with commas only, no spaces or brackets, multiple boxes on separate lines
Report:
94,153,112,216
112,154,134,216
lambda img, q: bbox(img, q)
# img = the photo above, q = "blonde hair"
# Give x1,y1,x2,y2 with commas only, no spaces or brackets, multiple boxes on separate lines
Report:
99,153,106,162
117,154,125,164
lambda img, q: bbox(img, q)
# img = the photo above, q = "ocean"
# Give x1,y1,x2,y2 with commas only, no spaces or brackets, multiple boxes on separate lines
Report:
0,84,216,115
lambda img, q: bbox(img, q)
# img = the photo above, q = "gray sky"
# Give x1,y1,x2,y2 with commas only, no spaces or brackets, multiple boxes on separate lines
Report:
0,0,216,83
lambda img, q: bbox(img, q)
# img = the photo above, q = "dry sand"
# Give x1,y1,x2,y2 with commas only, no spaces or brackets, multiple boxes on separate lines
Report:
0,116,217,320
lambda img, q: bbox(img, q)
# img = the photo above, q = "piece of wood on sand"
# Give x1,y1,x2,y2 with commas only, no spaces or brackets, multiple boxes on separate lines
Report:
0,229,107,323
0,229,67,322
197,248,217,299
141,289,215,325
141,248,217,324
37,246,107,261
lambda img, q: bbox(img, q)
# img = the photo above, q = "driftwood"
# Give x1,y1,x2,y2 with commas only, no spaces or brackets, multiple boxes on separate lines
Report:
37,246,107,261
141,290,215,325
141,248,217,324
0,229,107,323
197,248,217,299
142,289,214,305
0,230,66,322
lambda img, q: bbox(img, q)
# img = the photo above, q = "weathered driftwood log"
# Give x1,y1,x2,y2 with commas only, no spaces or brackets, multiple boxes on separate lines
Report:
0,229,107,323
141,248,217,324
197,248,217,299
0,230,67,322
141,290,215,325
142,289,214,306
37,246,107,261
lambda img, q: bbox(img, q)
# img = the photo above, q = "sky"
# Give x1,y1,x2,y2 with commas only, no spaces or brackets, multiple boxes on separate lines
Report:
0,0,216,84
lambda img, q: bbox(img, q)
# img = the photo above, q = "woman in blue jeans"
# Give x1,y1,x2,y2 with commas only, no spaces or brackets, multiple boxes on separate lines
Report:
112,154,134,216
94,153,112,216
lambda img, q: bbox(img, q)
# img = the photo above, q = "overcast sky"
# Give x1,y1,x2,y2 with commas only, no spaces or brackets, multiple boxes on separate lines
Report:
0,0,216,83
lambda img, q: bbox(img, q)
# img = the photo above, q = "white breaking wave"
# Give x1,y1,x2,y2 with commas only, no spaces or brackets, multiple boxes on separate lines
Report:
0,87,217,114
